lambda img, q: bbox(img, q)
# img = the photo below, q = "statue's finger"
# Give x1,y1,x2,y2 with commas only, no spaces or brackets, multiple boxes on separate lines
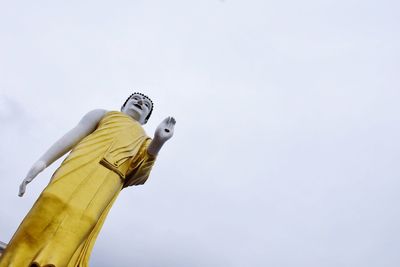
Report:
19,184,25,197
167,117,175,126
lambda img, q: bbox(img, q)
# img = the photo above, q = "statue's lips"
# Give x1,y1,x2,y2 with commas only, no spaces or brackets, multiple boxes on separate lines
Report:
133,104,142,110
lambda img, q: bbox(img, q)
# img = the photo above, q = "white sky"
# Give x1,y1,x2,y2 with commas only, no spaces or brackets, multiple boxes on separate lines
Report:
1,0,400,266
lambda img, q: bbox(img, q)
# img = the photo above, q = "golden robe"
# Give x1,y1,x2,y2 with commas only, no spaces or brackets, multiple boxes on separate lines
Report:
0,111,156,267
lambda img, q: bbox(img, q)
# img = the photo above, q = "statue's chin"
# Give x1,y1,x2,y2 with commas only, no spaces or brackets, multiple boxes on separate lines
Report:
122,109,140,121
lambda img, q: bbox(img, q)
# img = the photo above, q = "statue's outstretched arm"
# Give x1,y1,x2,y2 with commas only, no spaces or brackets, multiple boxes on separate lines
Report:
147,116,176,156
18,109,107,197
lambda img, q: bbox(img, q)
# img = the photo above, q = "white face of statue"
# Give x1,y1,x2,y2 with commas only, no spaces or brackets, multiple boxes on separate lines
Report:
121,94,153,124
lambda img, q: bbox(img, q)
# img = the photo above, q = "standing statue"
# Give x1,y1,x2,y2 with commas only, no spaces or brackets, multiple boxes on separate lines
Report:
0,93,176,267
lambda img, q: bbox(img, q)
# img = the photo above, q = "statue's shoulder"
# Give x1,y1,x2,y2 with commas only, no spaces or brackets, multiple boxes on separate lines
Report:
87,109,108,116
79,109,108,126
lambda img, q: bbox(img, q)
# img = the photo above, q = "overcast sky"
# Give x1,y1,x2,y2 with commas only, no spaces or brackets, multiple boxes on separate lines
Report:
1,0,399,266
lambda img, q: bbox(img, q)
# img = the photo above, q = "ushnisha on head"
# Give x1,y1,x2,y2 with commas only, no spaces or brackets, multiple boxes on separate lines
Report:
121,92,154,125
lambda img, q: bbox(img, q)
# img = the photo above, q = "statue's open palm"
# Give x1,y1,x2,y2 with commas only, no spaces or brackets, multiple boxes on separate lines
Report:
154,117,176,143
19,160,46,197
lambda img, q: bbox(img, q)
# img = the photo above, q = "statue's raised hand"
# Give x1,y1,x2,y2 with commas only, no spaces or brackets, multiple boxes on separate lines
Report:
147,117,176,156
19,160,47,197
154,117,176,143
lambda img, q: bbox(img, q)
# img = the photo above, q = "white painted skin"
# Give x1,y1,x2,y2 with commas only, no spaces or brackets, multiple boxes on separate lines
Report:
18,94,176,197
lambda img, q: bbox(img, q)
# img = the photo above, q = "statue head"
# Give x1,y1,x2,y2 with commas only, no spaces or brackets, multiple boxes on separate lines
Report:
121,92,154,124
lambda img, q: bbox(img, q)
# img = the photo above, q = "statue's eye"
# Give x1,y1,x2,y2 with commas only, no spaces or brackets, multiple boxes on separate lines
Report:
145,103,150,108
